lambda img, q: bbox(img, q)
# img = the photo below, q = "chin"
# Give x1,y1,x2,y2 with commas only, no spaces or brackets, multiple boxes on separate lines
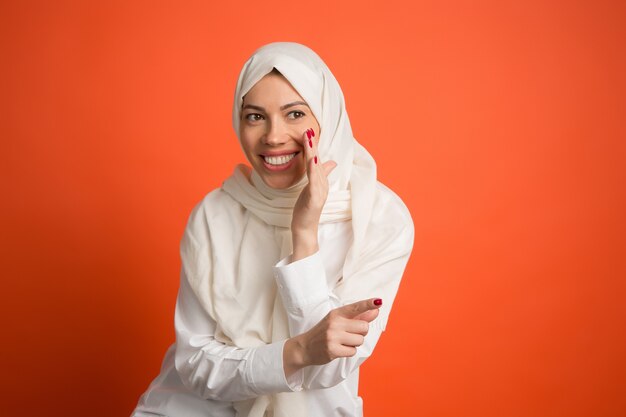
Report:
255,163,305,190
264,176,298,190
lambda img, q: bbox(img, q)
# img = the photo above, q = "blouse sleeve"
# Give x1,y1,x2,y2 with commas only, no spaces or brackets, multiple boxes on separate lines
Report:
173,266,303,401
274,212,414,390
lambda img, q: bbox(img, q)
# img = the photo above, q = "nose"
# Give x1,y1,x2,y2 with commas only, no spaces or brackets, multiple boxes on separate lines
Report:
263,119,288,146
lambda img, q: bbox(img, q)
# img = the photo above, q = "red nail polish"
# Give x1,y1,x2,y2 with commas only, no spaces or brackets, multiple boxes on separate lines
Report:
309,139,313,148
374,298,383,306
306,130,311,139
314,156,318,164
311,129,315,137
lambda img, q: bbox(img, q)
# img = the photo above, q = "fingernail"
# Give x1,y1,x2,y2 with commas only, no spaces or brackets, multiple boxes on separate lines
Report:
314,156,318,164
311,129,315,137
309,139,313,148
373,298,383,306
306,130,311,139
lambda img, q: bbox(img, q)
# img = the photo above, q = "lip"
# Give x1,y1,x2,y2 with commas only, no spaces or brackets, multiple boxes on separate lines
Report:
260,150,300,157
259,151,300,172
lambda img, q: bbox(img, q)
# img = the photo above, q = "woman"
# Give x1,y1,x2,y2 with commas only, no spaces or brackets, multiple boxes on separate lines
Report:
132,42,414,417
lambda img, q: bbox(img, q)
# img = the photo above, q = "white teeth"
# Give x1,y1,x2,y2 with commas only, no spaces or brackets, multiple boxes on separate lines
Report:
263,153,296,166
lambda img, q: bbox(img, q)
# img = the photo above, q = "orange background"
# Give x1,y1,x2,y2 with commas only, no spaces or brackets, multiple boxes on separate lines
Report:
1,1,625,416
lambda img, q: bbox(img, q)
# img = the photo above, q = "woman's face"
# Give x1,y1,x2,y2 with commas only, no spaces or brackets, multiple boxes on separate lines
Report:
240,72,320,189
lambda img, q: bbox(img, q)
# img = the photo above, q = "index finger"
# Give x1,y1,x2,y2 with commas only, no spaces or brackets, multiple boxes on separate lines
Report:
336,298,383,319
304,128,316,163
298,128,317,174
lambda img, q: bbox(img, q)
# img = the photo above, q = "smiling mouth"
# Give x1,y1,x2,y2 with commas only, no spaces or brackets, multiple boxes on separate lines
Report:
262,152,298,166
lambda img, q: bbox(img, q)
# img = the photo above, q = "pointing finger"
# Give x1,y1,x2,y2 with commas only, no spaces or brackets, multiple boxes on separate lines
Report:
336,298,383,319
353,308,380,323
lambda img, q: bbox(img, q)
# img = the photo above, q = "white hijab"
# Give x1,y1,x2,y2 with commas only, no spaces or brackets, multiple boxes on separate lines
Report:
225,41,377,274
186,42,397,416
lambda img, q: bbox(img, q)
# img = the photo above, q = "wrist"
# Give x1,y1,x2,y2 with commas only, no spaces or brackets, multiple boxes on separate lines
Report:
292,229,318,261
283,335,308,377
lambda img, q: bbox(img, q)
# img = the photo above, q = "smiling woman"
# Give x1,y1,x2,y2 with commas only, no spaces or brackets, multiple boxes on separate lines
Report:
239,69,321,189
131,42,414,417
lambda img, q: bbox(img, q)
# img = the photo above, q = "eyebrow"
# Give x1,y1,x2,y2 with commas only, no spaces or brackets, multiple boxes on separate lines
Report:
242,101,309,112
280,101,308,110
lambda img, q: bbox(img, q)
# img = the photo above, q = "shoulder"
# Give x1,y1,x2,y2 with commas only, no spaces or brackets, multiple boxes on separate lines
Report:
192,187,243,219
359,181,415,255
373,182,414,231
182,187,247,244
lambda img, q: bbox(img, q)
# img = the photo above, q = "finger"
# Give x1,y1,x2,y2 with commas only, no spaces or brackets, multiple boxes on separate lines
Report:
309,126,318,160
306,127,321,168
301,129,315,174
303,128,325,190
353,308,379,324
333,345,357,358
339,333,365,348
336,298,383,319
344,319,370,336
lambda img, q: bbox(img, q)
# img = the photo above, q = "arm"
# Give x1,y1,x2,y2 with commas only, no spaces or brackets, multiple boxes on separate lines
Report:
284,129,413,388
173,268,302,401
278,222,413,389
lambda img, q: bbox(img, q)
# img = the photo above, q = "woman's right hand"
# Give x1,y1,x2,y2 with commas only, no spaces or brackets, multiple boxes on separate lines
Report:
283,298,383,377
291,128,336,261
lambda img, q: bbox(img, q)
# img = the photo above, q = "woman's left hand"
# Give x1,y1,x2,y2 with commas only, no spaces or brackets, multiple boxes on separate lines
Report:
291,128,336,261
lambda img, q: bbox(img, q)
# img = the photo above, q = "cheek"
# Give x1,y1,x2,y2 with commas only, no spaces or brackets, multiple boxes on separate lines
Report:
240,142,256,162
239,131,255,153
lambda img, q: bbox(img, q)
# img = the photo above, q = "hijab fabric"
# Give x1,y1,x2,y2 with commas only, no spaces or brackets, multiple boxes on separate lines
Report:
189,42,380,417
226,42,378,276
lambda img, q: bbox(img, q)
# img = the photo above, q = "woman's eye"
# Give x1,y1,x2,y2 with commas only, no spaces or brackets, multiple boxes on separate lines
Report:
245,113,263,122
287,111,305,120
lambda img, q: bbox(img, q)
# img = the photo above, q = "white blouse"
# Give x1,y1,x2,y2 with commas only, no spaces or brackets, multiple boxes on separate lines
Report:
132,187,412,417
